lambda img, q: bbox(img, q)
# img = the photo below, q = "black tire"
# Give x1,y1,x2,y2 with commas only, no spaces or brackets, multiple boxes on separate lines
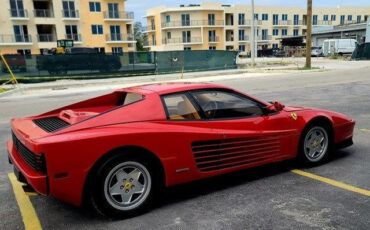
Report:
298,122,332,166
88,153,163,218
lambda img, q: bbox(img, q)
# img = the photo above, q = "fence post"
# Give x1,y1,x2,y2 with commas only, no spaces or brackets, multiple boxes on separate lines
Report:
0,52,19,86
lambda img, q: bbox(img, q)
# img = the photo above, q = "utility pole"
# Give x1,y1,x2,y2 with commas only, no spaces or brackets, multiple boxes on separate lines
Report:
250,0,255,64
305,0,313,68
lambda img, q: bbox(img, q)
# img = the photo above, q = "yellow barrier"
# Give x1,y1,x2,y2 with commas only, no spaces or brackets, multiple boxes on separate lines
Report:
0,52,19,88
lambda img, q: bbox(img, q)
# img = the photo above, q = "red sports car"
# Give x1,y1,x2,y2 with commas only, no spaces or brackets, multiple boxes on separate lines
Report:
7,83,355,217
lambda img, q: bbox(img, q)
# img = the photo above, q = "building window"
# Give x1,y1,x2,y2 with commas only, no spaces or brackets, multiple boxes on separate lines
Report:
282,14,288,21
10,0,26,17
348,15,352,21
111,47,123,53
150,19,155,30
209,46,216,50
357,15,362,23
273,14,278,25
293,29,298,36
167,32,171,39
182,31,191,43
272,44,278,49
262,14,268,21
91,25,103,35
294,14,299,25
272,29,278,36
13,25,30,42
282,29,287,36
323,15,328,21
181,14,190,26
331,15,336,21
238,13,245,25
254,13,258,20
208,14,215,25
238,29,245,41
184,47,191,51
209,30,216,42
89,2,101,12
340,15,345,24
313,15,318,25
166,15,170,23
152,34,156,45
238,45,245,52
261,29,268,40
65,25,78,40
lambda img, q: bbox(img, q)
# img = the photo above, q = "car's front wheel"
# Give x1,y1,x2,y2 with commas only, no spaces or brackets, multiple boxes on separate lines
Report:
299,124,331,165
89,154,159,218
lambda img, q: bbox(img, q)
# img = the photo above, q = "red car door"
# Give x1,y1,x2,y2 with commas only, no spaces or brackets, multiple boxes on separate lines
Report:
189,89,298,172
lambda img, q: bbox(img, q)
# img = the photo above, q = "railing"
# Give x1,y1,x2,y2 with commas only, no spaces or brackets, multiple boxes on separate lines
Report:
238,35,249,41
103,11,134,20
106,33,135,42
9,9,28,18
0,34,32,43
313,20,332,25
162,37,202,44
65,34,82,42
208,36,219,42
293,20,304,26
161,20,224,28
273,20,292,26
34,9,54,18
238,20,262,26
37,34,56,42
62,9,79,18
257,35,272,41
143,40,156,46
143,25,156,32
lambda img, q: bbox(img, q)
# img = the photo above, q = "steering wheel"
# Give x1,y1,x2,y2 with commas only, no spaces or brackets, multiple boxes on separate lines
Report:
203,101,218,118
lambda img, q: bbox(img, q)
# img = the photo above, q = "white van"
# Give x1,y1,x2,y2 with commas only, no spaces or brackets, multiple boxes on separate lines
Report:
322,39,357,56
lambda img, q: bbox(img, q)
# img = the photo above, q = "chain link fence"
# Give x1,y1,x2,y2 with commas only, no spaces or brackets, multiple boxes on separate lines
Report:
0,50,237,83
352,43,370,60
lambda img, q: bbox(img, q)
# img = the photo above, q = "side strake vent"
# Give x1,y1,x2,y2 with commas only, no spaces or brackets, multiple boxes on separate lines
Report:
192,136,281,172
33,116,70,132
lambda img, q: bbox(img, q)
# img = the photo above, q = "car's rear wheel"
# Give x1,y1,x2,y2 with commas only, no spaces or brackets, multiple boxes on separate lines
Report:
89,154,160,218
299,124,331,165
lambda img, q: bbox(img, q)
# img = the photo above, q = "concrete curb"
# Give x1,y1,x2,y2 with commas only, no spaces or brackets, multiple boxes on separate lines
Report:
0,87,22,98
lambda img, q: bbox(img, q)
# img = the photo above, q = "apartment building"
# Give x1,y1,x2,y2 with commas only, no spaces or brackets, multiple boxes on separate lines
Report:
143,2,370,51
0,0,135,55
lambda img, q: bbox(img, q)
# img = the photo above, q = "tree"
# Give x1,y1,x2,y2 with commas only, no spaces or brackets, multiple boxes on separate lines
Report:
305,0,312,68
134,22,149,52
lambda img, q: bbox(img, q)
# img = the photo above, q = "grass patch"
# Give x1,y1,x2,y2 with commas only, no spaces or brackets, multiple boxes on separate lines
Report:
0,87,9,93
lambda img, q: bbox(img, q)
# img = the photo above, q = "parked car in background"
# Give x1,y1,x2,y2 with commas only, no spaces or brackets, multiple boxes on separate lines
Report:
311,46,323,57
36,47,122,75
322,39,357,56
273,49,286,57
1,53,27,73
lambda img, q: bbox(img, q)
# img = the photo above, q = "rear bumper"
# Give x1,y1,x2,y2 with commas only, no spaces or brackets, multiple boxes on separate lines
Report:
7,140,48,195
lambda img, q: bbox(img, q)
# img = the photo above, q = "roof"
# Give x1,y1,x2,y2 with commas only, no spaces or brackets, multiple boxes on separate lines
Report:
116,82,227,95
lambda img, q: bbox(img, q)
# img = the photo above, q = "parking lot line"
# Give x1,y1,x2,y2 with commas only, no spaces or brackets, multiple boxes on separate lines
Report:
359,128,370,133
8,173,43,230
291,169,370,196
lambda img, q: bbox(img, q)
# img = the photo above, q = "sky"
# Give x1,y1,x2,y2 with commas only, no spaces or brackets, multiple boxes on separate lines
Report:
126,0,370,24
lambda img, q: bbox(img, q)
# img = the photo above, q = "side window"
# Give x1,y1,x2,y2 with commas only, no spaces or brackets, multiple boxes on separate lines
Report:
191,90,264,119
162,94,200,120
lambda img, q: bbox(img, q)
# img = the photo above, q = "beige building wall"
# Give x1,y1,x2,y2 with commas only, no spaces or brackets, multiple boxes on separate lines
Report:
0,0,135,55
144,2,370,51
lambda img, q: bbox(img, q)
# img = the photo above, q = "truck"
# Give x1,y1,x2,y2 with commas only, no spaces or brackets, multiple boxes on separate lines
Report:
322,39,357,56
36,47,122,75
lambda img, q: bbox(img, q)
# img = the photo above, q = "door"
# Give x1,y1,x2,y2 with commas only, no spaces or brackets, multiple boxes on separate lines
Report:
208,14,215,25
10,0,25,17
189,89,297,172
65,25,78,40
108,3,119,18
13,25,28,42
110,25,121,41
62,1,76,18
273,14,279,25
181,14,190,26
182,31,191,43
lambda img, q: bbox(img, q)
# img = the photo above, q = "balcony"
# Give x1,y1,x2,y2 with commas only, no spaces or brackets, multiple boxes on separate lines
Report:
0,34,32,45
103,11,134,21
293,20,304,26
105,34,136,43
238,20,262,26
143,25,156,33
162,37,202,45
62,9,79,20
257,35,272,41
9,9,29,20
161,20,224,29
65,34,82,43
37,34,56,42
273,20,292,26
238,36,249,42
34,9,54,18
313,21,332,26
208,36,219,43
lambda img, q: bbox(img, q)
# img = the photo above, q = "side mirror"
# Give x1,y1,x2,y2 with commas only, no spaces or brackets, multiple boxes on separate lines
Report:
265,101,285,112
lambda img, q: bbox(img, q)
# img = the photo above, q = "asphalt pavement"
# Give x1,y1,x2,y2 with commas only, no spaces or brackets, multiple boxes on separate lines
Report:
0,64,369,230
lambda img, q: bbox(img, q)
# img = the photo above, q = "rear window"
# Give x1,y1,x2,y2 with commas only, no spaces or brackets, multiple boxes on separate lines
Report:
122,93,143,105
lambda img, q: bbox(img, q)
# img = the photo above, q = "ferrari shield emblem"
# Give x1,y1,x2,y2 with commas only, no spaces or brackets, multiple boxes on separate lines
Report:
291,112,298,120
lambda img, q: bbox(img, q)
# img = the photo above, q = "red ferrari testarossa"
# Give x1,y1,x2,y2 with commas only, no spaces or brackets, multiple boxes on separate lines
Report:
7,82,355,217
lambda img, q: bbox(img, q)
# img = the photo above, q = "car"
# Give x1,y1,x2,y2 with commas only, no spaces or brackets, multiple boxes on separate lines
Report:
273,49,286,57
1,53,27,73
7,83,355,217
311,46,323,57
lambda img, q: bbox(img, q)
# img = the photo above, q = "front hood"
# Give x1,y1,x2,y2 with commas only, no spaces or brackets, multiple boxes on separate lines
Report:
283,106,312,112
